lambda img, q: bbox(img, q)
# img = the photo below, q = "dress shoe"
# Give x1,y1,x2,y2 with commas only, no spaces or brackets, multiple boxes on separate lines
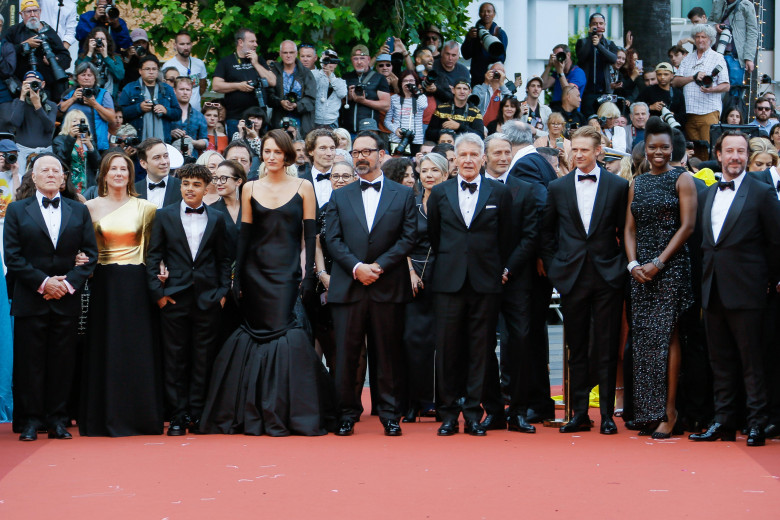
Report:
437,421,459,436
623,419,642,431
167,419,187,436
401,407,419,423
19,424,37,441
746,427,766,447
383,420,402,436
525,409,553,424
189,419,202,434
335,420,354,436
600,417,618,435
48,424,72,439
559,413,592,433
688,423,736,442
764,423,780,438
507,415,536,434
464,420,487,436
479,414,506,431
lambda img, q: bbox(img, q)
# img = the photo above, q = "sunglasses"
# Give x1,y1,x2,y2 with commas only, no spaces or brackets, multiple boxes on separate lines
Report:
300,43,315,49
203,102,222,109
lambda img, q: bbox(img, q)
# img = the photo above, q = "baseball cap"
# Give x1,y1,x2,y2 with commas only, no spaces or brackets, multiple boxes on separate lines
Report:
23,70,44,81
375,54,392,63
321,49,339,60
454,79,471,89
655,62,674,73
351,44,370,57
358,118,379,132
130,29,149,43
20,0,39,12
0,139,18,153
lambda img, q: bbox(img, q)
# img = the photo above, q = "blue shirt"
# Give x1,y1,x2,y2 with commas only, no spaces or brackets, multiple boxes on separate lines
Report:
551,65,586,103
171,106,208,158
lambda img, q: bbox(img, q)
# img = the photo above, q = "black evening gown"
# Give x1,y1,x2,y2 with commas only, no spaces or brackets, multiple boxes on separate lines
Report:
630,169,693,423
201,194,326,436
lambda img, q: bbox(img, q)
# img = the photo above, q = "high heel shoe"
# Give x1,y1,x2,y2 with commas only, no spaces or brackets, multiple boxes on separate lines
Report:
402,407,419,423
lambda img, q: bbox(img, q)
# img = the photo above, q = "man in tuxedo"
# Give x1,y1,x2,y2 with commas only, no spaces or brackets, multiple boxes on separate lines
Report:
689,131,780,447
540,125,629,435
299,128,337,212
325,130,417,436
146,164,231,436
504,120,558,423
3,154,98,440
134,138,182,208
427,133,513,436
479,133,539,433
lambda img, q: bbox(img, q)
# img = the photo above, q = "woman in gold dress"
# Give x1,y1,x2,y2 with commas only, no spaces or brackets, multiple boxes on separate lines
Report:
79,152,164,436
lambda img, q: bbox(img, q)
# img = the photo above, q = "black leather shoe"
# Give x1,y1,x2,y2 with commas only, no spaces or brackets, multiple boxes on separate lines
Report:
189,418,202,434
383,420,402,436
464,420,487,436
507,415,536,433
48,424,72,439
525,409,553,424
19,424,37,441
401,407,419,423
479,414,506,431
167,419,187,436
559,413,592,433
437,421,459,436
688,423,736,442
335,420,354,436
764,423,780,438
746,427,766,447
600,417,618,435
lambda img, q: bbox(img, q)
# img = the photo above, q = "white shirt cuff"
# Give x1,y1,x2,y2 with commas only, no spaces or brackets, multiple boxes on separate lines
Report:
353,262,363,279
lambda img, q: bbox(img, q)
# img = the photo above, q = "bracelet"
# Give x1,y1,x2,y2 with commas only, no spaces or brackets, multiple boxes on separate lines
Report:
409,267,415,272
627,260,640,273
652,257,665,270
316,270,326,279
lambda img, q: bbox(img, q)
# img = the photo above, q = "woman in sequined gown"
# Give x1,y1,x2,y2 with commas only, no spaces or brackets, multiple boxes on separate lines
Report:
624,117,697,438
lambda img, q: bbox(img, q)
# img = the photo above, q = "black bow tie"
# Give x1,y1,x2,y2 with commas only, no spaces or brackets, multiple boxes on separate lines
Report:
42,196,60,209
316,172,331,182
149,180,166,191
185,205,205,214
360,180,381,192
578,174,597,182
718,180,735,191
460,180,478,194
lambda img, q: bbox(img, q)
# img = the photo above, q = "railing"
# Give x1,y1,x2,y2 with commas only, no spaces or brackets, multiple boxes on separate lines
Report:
568,0,623,44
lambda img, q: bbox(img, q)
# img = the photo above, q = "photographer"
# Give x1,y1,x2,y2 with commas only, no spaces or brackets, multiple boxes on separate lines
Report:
52,109,99,191
432,41,471,88
75,0,132,52
636,62,686,126
523,76,551,136
425,80,484,141
540,44,586,112
463,2,508,88
269,40,316,136
3,71,57,170
472,62,511,126
162,31,209,112
0,140,21,219
5,0,71,102
170,76,207,158
312,49,347,128
557,84,586,134
340,45,391,136
75,26,124,97
575,13,619,116
413,47,452,104
212,28,276,139
710,0,758,96
58,62,117,152
384,70,428,155
118,55,181,143
120,29,157,89
0,15,18,113
231,107,266,156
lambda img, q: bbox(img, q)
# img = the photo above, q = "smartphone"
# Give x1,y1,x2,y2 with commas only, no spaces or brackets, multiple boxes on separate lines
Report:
636,59,644,71
514,72,522,83
555,137,564,149
385,36,395,54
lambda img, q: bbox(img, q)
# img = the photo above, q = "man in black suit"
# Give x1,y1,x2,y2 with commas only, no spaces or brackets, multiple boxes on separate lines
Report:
146,164,232,436
427,133,514,436
504,120,558,423
3,154,98,441
134,138,182,208
299,128,338,213
689,131,780,447
479,133,539,434
325,130,417,437
540,125,629,435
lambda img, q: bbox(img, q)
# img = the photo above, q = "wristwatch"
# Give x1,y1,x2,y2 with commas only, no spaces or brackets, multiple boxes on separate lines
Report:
627,260,640,273
651,257,665,270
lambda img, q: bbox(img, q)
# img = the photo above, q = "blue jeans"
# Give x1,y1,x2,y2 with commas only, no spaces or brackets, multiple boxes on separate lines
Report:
724,54,745,98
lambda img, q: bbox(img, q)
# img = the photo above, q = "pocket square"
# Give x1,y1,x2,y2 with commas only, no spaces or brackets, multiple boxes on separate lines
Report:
486,205,497,209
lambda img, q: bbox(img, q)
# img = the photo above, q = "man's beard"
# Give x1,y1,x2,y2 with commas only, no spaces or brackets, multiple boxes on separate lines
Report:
25,19,41,31
179,49,191,58
355,160,371,175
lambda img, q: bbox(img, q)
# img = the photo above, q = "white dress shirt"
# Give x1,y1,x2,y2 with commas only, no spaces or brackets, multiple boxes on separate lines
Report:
457,174,481,228
574,166,600,234
146,175,169,209
361,174,383,232
770,166,780,201
36,190,61,248
486,171,510,184
711,172,745,242
508,144,537,171
311,166,333,208
180,201,208,260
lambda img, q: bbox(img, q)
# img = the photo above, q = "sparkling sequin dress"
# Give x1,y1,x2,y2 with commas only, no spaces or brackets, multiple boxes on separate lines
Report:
630,169,693,423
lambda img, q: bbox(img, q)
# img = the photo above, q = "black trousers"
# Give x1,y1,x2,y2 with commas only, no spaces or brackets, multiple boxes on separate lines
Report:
704,281,768,428
403,285,437,408
159,288,222,422
560,260,623,416
435,282,500,423
763,290,780,424
331,299,404,422
13,311,79,430
526,272,555,416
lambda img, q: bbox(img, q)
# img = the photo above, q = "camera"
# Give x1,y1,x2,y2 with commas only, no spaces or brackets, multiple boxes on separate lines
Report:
474,24,504,57
30,81,41,93
322,56,341,66
249,77,269,107
245,119,254,130
21,42,38,70
36,26,69,82
285,91,299,104
95,39,103,49
82,87,95,99
151,97,162,118
1,152,17,166
133,45,147,58
467,93,481,107
420,69,438,89
106,3,120,18
405,83,421,97
694,65,723,88
281,117,295,130
78,118,90,135
492,71,501,80
597,94,621,104
590,28,600,38
396,128,415,155
660,107,681,129
354,83,366,97
714,27,733,55
555,51,567,63
109,135,141,147
504,80,518,97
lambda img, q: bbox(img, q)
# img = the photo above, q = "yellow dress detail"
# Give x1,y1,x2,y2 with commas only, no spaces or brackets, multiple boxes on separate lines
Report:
93,197,157,265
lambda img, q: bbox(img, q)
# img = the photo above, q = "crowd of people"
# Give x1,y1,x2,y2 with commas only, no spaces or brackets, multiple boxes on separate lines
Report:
0,1,779,447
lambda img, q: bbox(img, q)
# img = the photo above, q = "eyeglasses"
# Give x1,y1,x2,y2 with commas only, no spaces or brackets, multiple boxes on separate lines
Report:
331,174,355,181
213,175,238,184
203,102,222,109
23,8,41,15
350,148,378,158
376,63,392,67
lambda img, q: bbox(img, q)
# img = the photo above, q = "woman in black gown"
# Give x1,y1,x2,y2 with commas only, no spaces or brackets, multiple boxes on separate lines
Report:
624,117,697,438
201,129,325,436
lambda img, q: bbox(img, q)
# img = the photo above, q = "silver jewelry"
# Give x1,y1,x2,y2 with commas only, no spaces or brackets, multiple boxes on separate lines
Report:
651,257,665,270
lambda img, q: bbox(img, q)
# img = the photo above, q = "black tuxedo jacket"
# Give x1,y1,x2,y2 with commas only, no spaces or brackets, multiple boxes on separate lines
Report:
540,168,629,295
134,176,183,208
748,168,773,187
427,175,514,294
3,196,98,317
699,174,780,310
298,164,330,218
508,151,558,212
324,177,417,304
492,175,539,289
146,203,232,310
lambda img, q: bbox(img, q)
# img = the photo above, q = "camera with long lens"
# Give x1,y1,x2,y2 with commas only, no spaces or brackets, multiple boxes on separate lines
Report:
285,91,299,104
322,56,341,66
597,94,620,104
133,45,147,58
396,128,415,155
694,65,723,88
660,107,681,129
474,23,504,57
555,51,567,63
467,93,481,106
249,77,269,107
1,152,18,167
151,97,162,118
405,83,421,97
714,26,732,55
109,135,141,147
29,81,41,93
22,42,38,70
420,69,438,89
106,3,120,18
281,117,295,130
37,25,69,82
353,83,366,97
78,118,90,135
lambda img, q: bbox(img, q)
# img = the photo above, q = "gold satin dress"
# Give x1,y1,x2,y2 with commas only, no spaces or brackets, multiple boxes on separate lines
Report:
79,197,164,437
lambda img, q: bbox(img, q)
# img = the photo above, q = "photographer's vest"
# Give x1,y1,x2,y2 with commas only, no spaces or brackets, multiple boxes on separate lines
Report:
61,88,110,151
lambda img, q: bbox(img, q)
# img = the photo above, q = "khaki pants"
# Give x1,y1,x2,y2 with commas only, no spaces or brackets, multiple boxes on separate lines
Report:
685,111,720,160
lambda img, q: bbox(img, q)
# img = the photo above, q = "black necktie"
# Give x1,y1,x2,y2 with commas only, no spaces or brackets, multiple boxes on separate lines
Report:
149,180,166,191
718,180,735,191
185,206,205,214
42,196,60,209
360,180,381,192
460,180,478,194
776,180,780,193
578,174,597,182
316,172,331,182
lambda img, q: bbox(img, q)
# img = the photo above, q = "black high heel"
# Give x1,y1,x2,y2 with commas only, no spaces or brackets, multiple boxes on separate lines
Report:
651,412,681,439
402,407,419,423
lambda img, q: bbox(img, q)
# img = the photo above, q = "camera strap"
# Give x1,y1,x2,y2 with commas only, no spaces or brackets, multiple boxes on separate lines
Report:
719,2,738,24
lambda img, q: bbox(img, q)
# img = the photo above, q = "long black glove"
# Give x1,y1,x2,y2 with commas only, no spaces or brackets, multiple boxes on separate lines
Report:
301,219,317,301
232,224,252,302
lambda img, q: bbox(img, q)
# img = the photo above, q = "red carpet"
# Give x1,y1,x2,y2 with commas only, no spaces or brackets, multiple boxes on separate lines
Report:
1,391,779,519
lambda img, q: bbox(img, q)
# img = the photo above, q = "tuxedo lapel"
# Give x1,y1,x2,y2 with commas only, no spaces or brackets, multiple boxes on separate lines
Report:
702,186,717,245
136,180,148,199
564,173,587,238
194,207,218,261
445,179,467,228
716,177,750,245
57,198,73,245
24,198,50,240
587,169,610,237
371,182,398,232
346,184,369,235
471,175,492,223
